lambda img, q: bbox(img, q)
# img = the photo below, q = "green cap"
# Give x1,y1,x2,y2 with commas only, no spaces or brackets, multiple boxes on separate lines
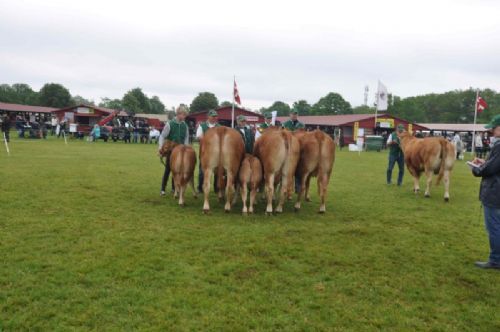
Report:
264,112,272,119
397,124,405,132
290,109,298,115
485,114,500,129
237,115,246,122
208,110,218,117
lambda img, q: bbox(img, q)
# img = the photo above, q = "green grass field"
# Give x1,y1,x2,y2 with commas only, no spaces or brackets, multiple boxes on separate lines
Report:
1,135,499,331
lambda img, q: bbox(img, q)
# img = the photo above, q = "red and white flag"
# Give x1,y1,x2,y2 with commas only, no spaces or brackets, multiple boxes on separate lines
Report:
234,79,241,105
476,95,488,114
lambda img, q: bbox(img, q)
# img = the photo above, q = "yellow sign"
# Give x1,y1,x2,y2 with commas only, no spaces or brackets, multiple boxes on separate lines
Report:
377,118,394,128
408,123,413,134
354,121,359,138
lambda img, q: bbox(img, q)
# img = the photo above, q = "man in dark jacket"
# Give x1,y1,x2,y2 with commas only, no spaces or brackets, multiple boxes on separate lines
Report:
472,114,500,270
1,114,11,142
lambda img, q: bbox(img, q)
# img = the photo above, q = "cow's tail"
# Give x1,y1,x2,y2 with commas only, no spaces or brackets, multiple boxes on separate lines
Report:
179,146,186,186
217,128,225,191
436,138,449,185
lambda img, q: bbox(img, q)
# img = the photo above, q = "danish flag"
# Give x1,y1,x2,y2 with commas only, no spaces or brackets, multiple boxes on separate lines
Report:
476,96,488,114
234,79,241,105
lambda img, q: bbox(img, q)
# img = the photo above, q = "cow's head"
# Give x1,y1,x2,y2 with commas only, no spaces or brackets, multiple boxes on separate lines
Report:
159,140,178,157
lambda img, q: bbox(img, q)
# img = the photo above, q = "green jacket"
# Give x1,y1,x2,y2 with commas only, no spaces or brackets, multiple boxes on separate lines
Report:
167,119,188,144
237,126,255,154
282,119,305,131
200,121,220,133
388,132,403,157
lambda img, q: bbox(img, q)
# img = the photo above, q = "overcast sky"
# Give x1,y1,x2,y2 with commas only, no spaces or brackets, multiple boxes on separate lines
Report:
1,0,499,110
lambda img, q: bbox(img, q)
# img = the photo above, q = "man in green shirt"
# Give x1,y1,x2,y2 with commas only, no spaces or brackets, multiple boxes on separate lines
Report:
282,110,305,131
158,106,190,196
196,110,220,193
386,124,405,186
256,112,273,139
236,115,255,154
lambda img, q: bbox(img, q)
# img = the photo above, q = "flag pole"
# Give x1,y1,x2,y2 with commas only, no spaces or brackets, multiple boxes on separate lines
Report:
231,75,235,128
3,132,10,156
472,89,479,156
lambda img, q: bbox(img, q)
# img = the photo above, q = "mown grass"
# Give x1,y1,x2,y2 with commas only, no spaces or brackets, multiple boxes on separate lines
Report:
1,136,499,331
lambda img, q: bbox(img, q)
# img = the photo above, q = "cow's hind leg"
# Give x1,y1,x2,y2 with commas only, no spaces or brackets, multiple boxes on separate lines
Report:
249,184,257,214
241,182,248,215
190,176,197,198
424,169,433,198
318,173,329,213
203,168,213,213
276,173,291,213
305,175,312,202
443,169,450,202
224,171,235,212
265,173,275,215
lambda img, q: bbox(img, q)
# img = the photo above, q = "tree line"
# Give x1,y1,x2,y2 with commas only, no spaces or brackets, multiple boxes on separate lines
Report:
1,83,499,123
0,83,166,114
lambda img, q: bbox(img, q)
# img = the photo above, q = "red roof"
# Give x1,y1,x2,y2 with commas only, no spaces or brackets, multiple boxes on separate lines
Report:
52,104,129,117
276,114,375,126
277,113,428,130
0,102,57,114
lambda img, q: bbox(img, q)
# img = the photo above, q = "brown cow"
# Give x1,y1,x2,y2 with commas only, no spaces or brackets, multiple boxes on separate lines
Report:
200,126,245,213
398,131,455,201
238,154,263,215
254,128,300,214
169,145,197,206
294,130,336,213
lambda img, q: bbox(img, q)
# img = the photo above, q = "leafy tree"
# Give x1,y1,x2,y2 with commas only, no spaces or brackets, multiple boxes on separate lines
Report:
311,92,352,115
263,101,291,116
190,92,219,113
0,83,38,105
149,96,165,114
352,105,374,114
72,95,95,106
122,88,151,113
11,84,38,105
220,100,232,107
122,93,142,114
292,100,312,116
38,83,72,108
99,97,123,110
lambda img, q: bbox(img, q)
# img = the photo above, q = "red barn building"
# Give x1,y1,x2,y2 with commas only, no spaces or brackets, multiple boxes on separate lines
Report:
52,104,128,133
186,106,264,129
277,113,428,144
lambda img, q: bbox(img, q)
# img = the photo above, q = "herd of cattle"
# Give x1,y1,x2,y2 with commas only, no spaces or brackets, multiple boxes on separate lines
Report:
159,127,456,214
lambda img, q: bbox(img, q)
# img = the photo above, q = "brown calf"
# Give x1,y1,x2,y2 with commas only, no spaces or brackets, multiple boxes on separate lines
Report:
254,128,300,214
294,130,336,213
398,132,455,201
200,126,245,213
238,154,263,215
170,145,197,206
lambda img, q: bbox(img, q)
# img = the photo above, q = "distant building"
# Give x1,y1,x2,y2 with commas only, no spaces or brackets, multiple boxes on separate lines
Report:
186,106,264,129
276,113,428,144
52,104,128,133
0,102,57,118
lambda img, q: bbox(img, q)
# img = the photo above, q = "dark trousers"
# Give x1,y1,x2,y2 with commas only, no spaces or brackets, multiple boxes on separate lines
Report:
387,153,404,185
483,206,500,265
161,152,175,192
295,175,301,193
2,130,9,142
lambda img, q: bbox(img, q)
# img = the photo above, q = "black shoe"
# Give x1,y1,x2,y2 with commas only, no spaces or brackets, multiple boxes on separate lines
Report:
474,261,500,270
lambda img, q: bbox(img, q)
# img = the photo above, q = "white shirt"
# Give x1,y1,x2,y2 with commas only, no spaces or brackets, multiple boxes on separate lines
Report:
196,122,218,139
149,129,160,138
475,135,483,148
